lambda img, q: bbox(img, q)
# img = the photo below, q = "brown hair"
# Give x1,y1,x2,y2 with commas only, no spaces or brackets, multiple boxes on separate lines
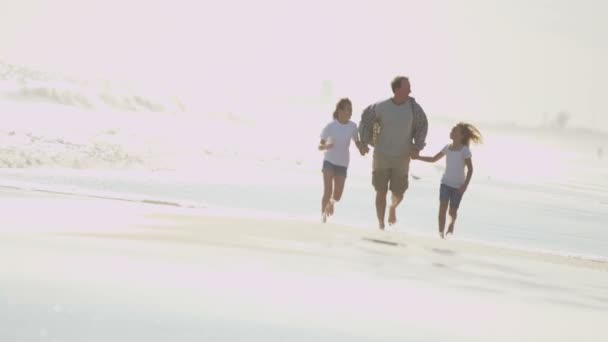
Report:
391,76,409,93
456,122,483,146
333,98,352,120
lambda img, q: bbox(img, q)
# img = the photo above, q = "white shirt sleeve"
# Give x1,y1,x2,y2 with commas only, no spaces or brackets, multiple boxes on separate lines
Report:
463,146,472,159
351,122,359,141
441,144,450,155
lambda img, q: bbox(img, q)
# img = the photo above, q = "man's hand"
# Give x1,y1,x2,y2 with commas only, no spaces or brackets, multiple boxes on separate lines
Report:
358,143,370,156
458,185,467,194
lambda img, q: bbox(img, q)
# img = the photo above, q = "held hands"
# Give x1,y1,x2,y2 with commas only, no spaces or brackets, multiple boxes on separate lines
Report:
356,142,369,156
410,149,420,160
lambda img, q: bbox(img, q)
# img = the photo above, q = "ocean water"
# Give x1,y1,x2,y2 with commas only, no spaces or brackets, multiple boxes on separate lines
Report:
1,61,607,260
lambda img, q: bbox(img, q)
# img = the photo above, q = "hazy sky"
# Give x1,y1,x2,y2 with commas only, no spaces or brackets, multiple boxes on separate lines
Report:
1,0,606,130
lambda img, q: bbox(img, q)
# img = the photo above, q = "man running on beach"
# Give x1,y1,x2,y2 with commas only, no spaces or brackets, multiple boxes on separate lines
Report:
358,76,428,230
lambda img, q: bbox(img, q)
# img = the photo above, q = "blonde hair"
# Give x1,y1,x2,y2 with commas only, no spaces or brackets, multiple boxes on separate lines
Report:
333,98,352,120
457,122,483,146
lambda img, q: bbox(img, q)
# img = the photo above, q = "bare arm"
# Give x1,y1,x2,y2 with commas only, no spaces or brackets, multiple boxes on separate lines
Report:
318,139,333,151
319,123,333,151
351,125,363,150
416,150,445,163
460,158,473,192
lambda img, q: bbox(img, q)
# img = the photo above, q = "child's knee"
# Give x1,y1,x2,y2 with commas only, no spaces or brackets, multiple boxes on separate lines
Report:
333,193,342,201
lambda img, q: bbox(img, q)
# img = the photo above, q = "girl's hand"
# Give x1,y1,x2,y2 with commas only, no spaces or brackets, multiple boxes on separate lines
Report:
458,185,467,194
318,143,334,151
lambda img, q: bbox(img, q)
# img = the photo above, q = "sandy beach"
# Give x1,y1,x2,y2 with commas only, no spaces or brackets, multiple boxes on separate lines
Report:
1,188,606,341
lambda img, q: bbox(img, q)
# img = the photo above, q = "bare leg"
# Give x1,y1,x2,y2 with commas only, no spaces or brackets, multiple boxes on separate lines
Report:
322,170,334,222
375,190,387,230
447,208,458,235
438,201,449,238
388,193,403,226
327,175,346,216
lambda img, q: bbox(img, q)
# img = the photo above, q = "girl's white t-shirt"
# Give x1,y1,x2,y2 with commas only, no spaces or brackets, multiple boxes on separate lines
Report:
441,144,472,188
320,120,358,167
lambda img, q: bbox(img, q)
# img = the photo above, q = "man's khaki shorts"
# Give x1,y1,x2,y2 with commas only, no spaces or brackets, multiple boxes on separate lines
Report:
372,153,410,196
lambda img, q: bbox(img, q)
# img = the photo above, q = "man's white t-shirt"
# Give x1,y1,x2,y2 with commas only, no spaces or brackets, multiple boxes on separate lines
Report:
441,144,472,188
320,120,358,167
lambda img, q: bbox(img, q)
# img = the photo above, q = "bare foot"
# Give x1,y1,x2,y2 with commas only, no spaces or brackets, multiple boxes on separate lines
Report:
439,229,445,239
327,202,334,216
447,222,454,236
322,205,332,223
379,222,385,230
324,199,335,217
388,205,397,226
322,201,334,221
388,198,397,226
